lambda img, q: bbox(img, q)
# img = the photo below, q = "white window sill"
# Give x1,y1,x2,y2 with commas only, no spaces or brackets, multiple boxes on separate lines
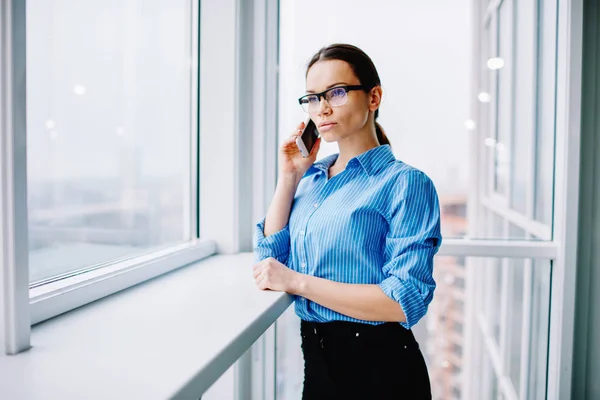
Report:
0,253,293,399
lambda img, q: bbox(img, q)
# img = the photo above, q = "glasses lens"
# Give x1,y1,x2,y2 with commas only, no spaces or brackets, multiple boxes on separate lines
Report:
326,87,347,107
300,95,319,113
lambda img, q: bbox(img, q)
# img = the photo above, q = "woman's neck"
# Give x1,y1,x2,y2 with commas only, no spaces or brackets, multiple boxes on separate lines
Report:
333,131,380,171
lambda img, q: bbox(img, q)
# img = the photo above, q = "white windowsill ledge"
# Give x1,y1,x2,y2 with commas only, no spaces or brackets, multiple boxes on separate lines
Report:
0,253,293,400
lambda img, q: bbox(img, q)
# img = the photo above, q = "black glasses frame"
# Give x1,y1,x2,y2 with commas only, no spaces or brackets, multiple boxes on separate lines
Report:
297,85,367,107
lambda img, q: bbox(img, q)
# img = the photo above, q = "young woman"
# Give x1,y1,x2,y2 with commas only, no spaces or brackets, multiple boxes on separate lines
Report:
253,44,442,399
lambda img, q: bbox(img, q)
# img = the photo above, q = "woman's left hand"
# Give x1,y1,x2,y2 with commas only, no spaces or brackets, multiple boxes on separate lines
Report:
252,257,300,293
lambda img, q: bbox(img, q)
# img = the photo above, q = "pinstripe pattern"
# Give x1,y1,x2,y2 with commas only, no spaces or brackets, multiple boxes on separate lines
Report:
254,144,442,329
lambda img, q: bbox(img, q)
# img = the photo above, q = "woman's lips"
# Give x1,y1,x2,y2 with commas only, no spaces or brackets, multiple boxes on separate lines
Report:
319,123,337,132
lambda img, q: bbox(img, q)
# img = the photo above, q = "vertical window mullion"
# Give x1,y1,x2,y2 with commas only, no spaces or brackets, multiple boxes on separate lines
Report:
1,0,31,355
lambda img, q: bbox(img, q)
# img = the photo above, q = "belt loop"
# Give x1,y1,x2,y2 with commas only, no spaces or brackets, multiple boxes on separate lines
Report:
310,322,325,349
310,321,317,336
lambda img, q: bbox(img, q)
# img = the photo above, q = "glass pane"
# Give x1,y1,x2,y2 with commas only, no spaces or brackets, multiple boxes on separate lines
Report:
493,212,506,238
481,257,550,400
509,223,528,239
421,256,536,400
511,0,537,214
495,3,512,196
422,256,467,400
26,0,193,283
481,349,499,400
508,258,525,393
482,20,494,201
420,257,551,399
489,258,503,342
527,260,552,399
535,0,558,226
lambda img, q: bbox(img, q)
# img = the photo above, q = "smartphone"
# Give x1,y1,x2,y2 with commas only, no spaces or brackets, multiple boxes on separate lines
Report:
295,119,319,158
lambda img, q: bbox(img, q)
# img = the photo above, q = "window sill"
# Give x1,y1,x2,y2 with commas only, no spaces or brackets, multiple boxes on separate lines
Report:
30,239,218,325
0,253,293,399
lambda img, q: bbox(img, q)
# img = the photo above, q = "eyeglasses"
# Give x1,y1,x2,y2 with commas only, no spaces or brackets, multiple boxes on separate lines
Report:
298,85,366,113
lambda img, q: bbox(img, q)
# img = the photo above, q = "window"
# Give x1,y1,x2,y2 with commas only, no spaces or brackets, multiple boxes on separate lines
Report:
26,0,196,285
479,0,556,240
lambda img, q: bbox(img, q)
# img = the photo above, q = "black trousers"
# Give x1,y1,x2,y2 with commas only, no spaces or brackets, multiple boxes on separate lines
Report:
301,320,431,400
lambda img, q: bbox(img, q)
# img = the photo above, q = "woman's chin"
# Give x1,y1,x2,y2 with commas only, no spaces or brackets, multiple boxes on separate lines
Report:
319,132,336,143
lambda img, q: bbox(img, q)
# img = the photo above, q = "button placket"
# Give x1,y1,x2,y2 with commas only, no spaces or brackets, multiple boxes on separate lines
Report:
299,216,310,274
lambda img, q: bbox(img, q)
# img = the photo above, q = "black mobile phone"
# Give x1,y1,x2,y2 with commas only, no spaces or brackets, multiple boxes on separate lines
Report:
295,119,319,158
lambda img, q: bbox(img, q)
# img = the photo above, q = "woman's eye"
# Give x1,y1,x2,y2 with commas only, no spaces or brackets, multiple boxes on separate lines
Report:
329,88,345,98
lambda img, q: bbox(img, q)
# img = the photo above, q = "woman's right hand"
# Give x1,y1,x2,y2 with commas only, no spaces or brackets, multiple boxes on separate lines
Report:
278,121,321,182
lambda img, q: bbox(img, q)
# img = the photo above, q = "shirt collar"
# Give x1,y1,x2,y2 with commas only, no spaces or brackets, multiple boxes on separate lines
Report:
311,144,396,177
354,144,396,176
312,153,339,173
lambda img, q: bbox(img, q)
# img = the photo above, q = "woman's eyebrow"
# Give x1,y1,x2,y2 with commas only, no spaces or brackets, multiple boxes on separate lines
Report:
306,82,348,94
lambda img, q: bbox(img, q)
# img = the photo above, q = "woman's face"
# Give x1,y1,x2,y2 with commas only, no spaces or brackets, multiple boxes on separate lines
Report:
305,59,377,143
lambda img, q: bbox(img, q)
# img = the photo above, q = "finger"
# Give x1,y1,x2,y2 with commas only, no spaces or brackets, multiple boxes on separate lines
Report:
255,268,267,282
253,263,266,279
256,270,269,289
283,135,300,146
288,131,303,142
289,122,305,137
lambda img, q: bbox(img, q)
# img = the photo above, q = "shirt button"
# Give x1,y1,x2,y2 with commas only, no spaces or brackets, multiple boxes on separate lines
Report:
313,203,319,208
300,231,305,236
301,262,307,269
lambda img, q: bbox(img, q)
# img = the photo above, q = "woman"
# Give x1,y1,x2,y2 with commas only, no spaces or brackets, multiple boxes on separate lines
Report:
253,44,442,399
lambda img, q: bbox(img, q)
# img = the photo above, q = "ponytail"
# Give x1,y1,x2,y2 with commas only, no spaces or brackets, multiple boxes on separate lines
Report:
375,120,391,147
373,105,391,147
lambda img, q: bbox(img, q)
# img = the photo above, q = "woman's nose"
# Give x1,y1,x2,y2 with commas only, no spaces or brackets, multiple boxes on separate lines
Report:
316,98,332,116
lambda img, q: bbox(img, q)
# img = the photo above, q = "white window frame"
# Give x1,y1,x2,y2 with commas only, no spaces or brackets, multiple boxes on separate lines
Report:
1,0,31,355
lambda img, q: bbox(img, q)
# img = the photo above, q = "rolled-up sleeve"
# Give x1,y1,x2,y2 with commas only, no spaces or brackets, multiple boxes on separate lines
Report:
377,170,442,329
253,217,291,264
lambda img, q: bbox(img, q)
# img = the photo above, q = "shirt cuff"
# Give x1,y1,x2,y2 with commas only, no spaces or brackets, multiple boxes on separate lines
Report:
253,217,291,263
377,276,427,330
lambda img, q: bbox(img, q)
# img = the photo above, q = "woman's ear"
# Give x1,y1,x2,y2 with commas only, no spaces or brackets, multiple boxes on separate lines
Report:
369,86,383,111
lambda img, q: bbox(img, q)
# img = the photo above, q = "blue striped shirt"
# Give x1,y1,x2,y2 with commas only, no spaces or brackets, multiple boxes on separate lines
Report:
254,144,442,329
